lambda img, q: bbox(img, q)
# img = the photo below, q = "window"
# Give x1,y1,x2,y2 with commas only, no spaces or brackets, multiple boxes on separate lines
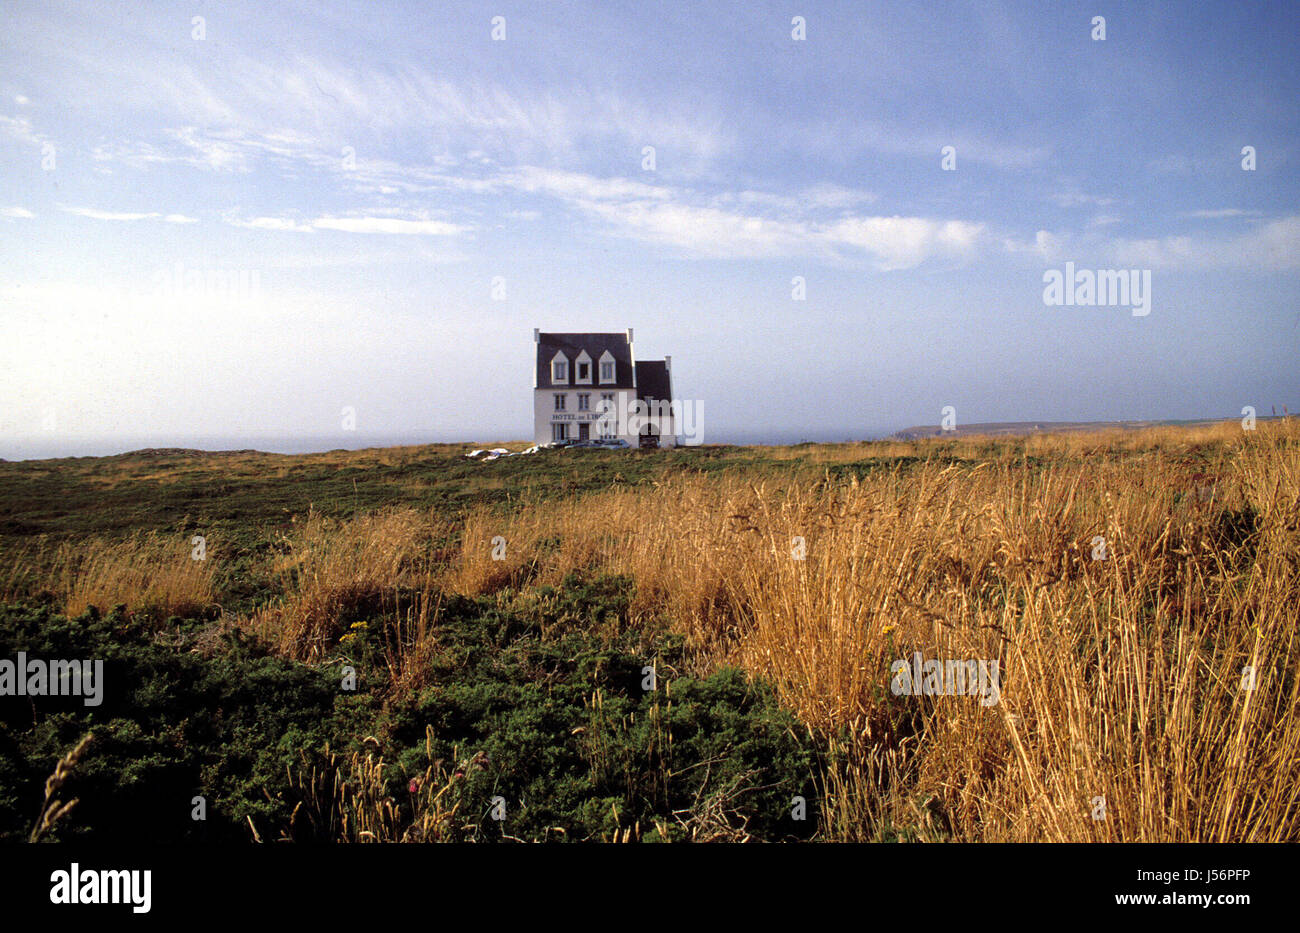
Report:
552,360,567,383
554,393,566,411
551,423,569,442
574,351,593,384
577,393,590,411
599,360,615,383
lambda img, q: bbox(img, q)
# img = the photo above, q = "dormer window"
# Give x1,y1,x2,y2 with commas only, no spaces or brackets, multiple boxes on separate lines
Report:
574,350,593,385
598,350,616,384
550,351,569,384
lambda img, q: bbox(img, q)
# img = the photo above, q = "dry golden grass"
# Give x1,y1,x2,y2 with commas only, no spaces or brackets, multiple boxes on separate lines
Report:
29,732,93,843
432,419,1300,841
246,508,440,661
22,418,1296,841
54,532,216,621
173,419,1298,841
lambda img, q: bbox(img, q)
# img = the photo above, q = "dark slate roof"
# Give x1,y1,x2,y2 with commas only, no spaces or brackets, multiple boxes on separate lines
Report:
536,333,635,389
634,360,672,403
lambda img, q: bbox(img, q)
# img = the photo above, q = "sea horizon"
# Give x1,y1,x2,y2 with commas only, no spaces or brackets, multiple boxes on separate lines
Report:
0,427,907,462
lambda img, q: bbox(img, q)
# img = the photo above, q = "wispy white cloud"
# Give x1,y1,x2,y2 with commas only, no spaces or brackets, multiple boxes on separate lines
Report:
1002,216,1300,273
226,216,316,233
1182,208,1261,219
721,184,878,213
225,212,465,236
1106,215,1300,272
0,113,45,146
57,206,198,224
509,166,671,202
1003,230,1066,261
90,127,321,174
311,216,464,235
1,206,35,218
60,206,162,221
822,216,985,269
789,114,1050,171
80,52,730,172
565,176,985,269
1048,191,1119,209
214,159,981,266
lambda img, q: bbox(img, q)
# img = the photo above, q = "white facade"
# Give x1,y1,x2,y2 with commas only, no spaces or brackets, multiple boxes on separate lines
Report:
532,328,677,448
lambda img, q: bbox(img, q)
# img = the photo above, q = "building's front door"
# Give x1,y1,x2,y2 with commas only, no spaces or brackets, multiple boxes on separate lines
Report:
578,423,590,441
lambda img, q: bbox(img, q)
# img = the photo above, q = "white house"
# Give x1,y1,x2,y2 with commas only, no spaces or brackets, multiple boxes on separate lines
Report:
533,328,677,448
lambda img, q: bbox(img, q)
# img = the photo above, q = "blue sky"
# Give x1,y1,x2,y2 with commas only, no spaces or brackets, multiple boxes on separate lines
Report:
2,0,1298,457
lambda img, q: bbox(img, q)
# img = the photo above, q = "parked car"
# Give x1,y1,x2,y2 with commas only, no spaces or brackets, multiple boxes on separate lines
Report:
593,438,630,448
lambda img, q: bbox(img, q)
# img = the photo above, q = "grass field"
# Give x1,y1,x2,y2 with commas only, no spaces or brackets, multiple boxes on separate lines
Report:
1,419,1297,842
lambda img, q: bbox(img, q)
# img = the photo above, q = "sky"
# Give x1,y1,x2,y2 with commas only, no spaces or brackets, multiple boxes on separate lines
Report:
1,0,1298,458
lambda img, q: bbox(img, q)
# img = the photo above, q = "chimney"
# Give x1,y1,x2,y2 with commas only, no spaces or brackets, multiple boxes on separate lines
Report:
664,355,671,372
533,328,540,343
626,327,634,343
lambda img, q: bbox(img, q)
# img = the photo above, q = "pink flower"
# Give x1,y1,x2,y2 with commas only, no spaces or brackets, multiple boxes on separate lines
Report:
408,779,419,793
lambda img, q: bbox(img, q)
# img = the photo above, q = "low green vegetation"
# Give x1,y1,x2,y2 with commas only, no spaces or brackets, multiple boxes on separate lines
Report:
0,572,814,842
